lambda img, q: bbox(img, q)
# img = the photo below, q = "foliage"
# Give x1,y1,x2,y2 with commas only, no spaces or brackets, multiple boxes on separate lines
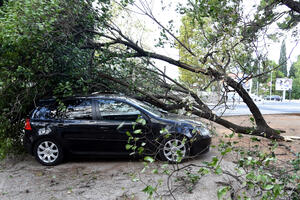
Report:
176,0,291,103
176,0,299,99
290,56,300,99
278,39,288,77
177,15,212,87
0,0,97,153
289,57,298,79
177,1,261,88
0,0,165,156
122,117,299,199
126,126,300,199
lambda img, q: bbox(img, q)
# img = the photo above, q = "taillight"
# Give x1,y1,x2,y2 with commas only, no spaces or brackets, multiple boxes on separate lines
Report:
24,118,32,131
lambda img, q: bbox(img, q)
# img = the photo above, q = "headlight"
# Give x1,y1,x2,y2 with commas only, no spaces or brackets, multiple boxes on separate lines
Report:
195,126,210,136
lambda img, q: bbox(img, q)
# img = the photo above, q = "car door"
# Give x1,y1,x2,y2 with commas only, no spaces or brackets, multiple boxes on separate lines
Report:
59,98,103,153
95,99,150,153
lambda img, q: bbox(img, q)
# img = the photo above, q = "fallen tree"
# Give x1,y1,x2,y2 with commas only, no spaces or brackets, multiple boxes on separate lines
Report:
80,0,300,139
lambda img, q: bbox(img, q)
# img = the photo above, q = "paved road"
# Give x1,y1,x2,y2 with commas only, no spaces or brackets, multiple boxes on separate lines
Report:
213,101,300,116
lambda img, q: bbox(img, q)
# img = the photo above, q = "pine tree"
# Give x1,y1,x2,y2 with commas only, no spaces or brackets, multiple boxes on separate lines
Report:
289,55,299,78
278,39,287,77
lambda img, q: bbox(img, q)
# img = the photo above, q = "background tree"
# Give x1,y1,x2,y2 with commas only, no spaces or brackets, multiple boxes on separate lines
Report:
289,55,299,78
278,39,288,77
290,55,300,99
177,15,211,88
177,6,272,102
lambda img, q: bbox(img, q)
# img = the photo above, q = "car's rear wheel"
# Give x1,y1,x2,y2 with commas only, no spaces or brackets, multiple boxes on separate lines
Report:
159,136,189,163
34,138,63,166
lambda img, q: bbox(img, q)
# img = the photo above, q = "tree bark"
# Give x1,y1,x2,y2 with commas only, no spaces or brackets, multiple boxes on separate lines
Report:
281,0,300,13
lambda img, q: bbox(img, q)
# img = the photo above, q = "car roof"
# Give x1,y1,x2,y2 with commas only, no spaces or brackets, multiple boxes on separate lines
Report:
37,94,132,105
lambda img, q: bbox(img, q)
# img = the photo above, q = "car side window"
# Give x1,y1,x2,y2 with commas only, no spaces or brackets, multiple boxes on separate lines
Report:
64,99,93,120
33,105,60,119
98,99,141,121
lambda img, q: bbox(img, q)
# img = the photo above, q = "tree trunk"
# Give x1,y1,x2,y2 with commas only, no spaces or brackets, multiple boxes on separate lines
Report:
208,68,283,139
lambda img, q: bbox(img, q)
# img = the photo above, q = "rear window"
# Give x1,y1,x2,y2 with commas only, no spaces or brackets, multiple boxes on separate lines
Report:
32,99,92,120
33,104,61,119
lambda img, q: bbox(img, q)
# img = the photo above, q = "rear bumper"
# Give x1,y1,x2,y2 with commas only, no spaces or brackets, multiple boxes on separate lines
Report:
190,136,211,156
23,133,34,155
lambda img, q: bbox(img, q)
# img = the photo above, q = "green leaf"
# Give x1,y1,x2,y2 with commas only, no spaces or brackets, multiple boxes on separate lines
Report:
125,144,133,150
263,184,274,190
137,147,144,154
133,129,142,134
132,177,139,182
250,137,260,142
250,117,255,122
161,164,168,169
217,186,230,200
136,117,146,125
142,185,156,196
215,166,222,175
209,156,219,167
246,172,255,180
221,147,232,155
125,131,132,137
160,128,169,134
144,156,155,163
198,167,210,175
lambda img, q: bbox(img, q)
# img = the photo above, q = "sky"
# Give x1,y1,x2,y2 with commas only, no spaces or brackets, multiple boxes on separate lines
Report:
117,0,300,79
243,0,299,74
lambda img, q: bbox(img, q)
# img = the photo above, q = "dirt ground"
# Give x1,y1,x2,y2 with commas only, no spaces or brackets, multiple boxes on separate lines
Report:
213,114,300,155
0,114,299,200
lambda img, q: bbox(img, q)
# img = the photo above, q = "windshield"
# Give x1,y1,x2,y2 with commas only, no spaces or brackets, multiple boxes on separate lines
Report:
127,98,165,117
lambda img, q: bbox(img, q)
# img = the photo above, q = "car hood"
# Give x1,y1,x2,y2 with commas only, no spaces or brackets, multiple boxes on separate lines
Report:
159,114,205,127
153,114,210,137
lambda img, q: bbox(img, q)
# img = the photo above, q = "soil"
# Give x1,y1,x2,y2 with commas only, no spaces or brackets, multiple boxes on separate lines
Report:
212,114,300,155
0,114,299,200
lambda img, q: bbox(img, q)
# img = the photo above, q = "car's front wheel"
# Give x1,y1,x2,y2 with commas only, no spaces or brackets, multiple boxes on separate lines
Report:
34,138,63,166
159,136,190,163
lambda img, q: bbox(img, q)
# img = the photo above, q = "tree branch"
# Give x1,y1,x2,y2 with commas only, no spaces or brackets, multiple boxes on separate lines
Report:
281,0,300,13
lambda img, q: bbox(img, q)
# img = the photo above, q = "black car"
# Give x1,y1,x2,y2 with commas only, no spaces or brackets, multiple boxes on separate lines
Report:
23,95,211,165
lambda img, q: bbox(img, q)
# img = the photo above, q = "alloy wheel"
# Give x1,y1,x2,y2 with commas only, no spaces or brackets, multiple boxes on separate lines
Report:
163,139,186,162
37,141,59,164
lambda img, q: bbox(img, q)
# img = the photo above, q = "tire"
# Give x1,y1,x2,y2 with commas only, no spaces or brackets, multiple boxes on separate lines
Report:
159,135,190,163
34,138,63,166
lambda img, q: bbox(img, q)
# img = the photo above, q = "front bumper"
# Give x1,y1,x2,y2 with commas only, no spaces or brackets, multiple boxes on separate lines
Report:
190,135,211,156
